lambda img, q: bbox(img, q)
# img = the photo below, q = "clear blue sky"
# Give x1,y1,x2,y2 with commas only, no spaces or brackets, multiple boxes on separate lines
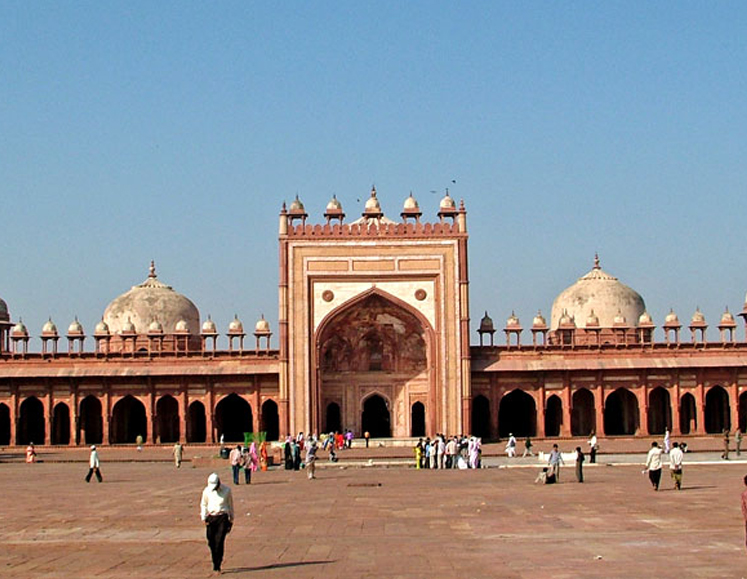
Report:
1,3,746,347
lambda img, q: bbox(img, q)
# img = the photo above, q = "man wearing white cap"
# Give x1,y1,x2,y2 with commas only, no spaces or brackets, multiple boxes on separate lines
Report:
200,473,234,573
85,445,102,483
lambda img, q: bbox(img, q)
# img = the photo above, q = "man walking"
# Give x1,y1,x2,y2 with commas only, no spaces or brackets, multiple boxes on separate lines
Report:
736,429,742,457
548,444,564,482
522,436,534,458
644,441,663,490
722,429,730,460
305,440,318,479
200,473,234,573
588,431,598,464
173,442,183,468
669,441,684,490
229,445,243,484
575,446,585,483
85,445,103,483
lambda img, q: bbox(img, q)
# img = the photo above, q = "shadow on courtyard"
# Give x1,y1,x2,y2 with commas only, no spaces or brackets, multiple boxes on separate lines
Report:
222,560,335,574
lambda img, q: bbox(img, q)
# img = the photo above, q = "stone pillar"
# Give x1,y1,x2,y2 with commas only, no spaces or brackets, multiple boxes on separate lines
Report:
206,381,215,444
180,387,188,443
560,380,572,437
103,386,111,445
696,380,706,435
731,379,739,432
640,382,649,436
45,388,53,446
536,384,546,438
671,382,681,435
10,388,17,446
595,383,605,436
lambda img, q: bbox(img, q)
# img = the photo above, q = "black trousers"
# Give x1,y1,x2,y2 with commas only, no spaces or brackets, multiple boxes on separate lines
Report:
206,513,231,571
85,467,102,482
244,467,251,484
649,468,662,489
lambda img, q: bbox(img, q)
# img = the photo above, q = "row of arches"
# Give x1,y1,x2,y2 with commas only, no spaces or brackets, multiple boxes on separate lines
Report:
471,385,740,439
0,393,280,446
323,396,425,438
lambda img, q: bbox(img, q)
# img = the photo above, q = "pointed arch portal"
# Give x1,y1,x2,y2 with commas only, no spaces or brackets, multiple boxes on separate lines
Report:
498,390,536,438
604,388,639,435
362,395,391,438
215,394,253,443
111,395,147,444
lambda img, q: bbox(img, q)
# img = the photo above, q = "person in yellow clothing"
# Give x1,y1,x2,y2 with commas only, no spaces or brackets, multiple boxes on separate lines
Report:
414,439,423,469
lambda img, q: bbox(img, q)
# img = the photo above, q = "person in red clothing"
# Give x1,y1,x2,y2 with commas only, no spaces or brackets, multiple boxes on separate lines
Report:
741,475,747,551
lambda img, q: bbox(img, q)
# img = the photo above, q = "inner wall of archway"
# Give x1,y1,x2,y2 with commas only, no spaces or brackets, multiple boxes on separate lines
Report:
317,293,430,437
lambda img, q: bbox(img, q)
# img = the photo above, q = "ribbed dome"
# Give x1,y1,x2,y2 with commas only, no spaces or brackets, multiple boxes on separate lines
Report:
690,308,706,324
439,191,456,210
255,315,270,333
67,317,84,335
550,256,645,331
102,262,200,336
479,312,494,332
720,309,736,325
228,315,244,333
94,318,110,335
403,193,419,210
664,309,680,325
532,311,547,327
12,319,28,336
0,296,9,322
148,319,164,333
558,310,575,327
42,318,58,334
202,315,217,334
638,311,653,326
289,195,305,212
365,186,381,211
506,311,520,327
326,195,342,212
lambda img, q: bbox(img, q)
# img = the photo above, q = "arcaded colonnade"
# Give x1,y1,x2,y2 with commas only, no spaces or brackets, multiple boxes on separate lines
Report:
0,353,281,447
470,344,747,440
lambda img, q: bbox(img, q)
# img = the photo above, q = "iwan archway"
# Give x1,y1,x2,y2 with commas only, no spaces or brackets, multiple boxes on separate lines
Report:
315,289,434,438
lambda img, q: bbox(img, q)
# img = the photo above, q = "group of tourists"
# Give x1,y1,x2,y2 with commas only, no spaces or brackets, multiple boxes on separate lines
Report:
228,443,259,484
414,434,482,469
644,440,685,491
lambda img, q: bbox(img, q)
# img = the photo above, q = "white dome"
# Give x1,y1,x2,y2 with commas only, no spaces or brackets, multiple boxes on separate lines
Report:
532,311,547,327
42,318,58,334
326,195,342,212
364,186,381,212
102,262,199,337
94,318,110,335
175,319,190,333
403,193,419,210
255,315,271,333
202,316,217,334
148,319,164,333
12,320,28,336
228,315,244,333
67,318,84,335
439,191,456,210
550,256,645,331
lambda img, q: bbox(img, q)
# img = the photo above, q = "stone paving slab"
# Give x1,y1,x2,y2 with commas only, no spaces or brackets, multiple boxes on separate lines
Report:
1,458,747,577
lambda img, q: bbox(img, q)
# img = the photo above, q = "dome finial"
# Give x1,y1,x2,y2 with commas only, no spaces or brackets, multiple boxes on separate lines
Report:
371,184,377,198
593,253,600,269
149,260,156,278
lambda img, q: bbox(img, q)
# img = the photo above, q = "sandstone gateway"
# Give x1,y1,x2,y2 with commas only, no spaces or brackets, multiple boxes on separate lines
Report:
1,188,747,446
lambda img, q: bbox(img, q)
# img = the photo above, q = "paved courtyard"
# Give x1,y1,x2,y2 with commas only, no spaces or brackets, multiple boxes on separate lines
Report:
1,450,746,578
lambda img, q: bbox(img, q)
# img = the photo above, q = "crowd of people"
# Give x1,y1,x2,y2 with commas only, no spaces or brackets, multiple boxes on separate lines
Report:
413,435,483,469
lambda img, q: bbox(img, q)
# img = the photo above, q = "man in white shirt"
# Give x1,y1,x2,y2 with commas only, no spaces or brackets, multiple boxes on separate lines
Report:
669,441,684,490
644,441,663,491
200,473,234,573
85,445,102,483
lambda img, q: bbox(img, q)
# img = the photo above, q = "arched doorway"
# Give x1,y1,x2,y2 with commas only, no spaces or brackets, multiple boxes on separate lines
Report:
680,393,697,434
215,394,253,442
111,395,147,444
705,385,730,434
325,402,341,434
498,390,536,438
472,395,490,439
187,401,206,443
362,395,390,438
739,392,747,434
18,396,45,445
0,403,10,445
647,387,671,435
571,388,595,436
604,388,639,435
317,290,430,438
79,396,103,445
261,400,279,441
52,403,70,445
544,395,562,437
156,395,179,443
411,402,425,437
